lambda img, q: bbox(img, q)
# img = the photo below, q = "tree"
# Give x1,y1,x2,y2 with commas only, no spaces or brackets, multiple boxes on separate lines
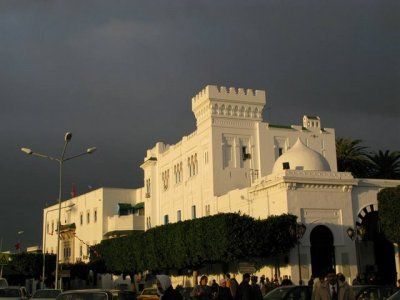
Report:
367,150,400,179
377,186,400,273
336,138,371,177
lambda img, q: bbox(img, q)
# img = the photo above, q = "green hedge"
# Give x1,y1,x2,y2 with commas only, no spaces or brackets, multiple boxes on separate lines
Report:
378,186,400,244
93,213,298,274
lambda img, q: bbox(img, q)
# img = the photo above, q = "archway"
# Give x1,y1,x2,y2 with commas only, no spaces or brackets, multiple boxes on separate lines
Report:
359,211,396,285
310,225,335,277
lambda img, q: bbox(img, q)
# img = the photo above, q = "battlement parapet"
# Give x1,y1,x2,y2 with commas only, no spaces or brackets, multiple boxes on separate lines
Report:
192,85,266,108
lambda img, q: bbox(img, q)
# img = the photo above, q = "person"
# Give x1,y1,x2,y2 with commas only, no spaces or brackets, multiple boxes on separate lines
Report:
191,275,212,300
311,276,325,300
237,273,252,300
308,276,315,287
259,275,267,296
281,275,293,286
272,274,280,287
313,270,355,300
156,275,183,300
352,275,361,286
226,274,238,299
216,278,233,300
211,279,219,299
251,275,263,300
337,273,345,284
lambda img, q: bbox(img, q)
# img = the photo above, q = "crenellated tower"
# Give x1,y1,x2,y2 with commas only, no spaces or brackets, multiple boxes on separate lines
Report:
191,85,266,127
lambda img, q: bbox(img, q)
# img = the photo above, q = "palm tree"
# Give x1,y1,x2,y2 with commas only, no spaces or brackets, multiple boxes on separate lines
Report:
367,150,400,179
336,138,371,177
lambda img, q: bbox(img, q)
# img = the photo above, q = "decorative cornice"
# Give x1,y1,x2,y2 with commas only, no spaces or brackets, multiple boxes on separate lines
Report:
249,170,357,196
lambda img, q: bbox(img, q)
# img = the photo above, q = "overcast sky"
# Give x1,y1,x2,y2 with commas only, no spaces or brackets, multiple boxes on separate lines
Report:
0,0,399,250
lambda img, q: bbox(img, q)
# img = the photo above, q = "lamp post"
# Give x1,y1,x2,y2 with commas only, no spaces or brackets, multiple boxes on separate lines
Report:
42,203,75,289
346,226,365,277
295,223,307,285
17,231,24,254
21,132,96,289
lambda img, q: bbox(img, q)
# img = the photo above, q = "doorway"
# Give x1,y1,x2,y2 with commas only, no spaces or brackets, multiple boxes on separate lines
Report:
310,225,335,277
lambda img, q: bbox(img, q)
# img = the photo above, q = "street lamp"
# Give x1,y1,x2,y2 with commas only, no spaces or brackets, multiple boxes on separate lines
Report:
346,226,365,276
21,132,96,289
15,231,24,254
295,223,307,285
42,203,75,289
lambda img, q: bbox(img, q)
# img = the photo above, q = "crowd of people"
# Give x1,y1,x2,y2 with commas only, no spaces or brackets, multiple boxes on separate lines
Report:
156,272,301,300
155,269,366,300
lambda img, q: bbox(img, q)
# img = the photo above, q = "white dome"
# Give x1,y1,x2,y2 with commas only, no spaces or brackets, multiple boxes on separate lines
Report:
272,138,331,173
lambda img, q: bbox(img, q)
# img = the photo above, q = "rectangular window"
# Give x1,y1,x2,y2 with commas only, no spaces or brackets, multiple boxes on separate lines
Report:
191,205,196,219
205,204,211,216
86,211,90,224
46,222,49,234
145,179,151,197
80,244,83,257
51,221,54,234
146,217,152,229
164,215,169,225
278,147,283,157
80,212,83,226
94,208,97,223
177,210,182,222
223,145,232,168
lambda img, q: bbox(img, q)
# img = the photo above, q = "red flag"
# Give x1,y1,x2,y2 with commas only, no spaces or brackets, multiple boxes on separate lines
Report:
15,242,20,250
71,183,77,198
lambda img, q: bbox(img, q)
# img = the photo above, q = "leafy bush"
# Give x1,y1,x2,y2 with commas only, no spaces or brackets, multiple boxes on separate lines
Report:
93,213,298,274
378,186,400,244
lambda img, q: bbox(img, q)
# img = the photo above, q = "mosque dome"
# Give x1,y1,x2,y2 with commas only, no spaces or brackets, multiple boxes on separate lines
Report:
272,138,331,173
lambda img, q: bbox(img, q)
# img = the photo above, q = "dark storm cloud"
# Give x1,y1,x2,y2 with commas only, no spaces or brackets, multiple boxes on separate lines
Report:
0,0,399,249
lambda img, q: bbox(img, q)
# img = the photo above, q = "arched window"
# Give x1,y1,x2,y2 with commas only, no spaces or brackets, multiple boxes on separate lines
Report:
194,154,198,175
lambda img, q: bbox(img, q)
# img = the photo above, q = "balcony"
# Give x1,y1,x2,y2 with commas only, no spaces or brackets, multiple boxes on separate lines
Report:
105,214,145,238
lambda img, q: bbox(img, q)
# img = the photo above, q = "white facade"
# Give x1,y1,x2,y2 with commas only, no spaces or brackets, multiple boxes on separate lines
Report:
42,84,400,282
43,188,144,263
139,85,399,283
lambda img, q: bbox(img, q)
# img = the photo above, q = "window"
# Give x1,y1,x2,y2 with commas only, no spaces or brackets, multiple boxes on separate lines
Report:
194,154,198,175
204,151,209,164
51,221,54,234
146,217,152,229
177,210,182,222
46,222,49,234
278,147,283,157
79,244,83,257
80,212,83,226
174,162,183,184
145,178,151,197
63,241,71,260
188,154,198,177
162,169,170,190
164,215,169,225
205,205,211,216
94,208,97,223
86,211,90,224
191,205,196,219
242,146,251,160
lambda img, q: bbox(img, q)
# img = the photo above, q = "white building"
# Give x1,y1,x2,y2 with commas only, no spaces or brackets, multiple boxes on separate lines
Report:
43,188,144,264
43,85,400,284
